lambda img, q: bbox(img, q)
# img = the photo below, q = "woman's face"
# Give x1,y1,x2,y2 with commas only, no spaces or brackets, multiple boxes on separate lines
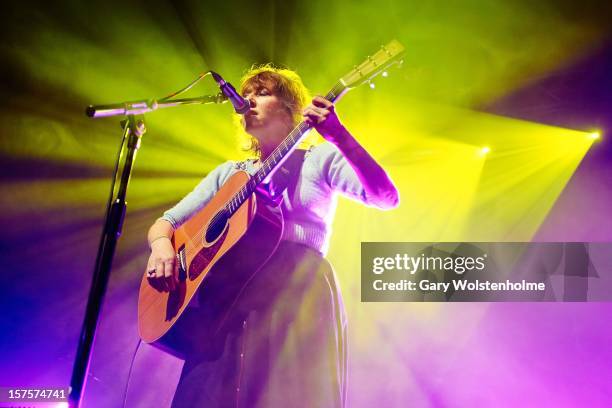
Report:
241,80,293,145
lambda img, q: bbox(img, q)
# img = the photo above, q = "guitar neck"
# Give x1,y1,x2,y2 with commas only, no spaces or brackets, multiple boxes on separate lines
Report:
223,80,349,216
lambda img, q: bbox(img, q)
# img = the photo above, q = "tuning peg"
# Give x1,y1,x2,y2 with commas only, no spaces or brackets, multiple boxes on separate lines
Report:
382,71,388,77
369,81,376,89
354,65,363,78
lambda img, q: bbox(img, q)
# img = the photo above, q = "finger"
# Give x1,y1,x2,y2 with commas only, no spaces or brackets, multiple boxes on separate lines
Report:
174,259,180,285
302,109,315,122
155,262,168,292
303,107,325,120
315,106,331,120
303,113,321,125
306,106,326,115
146,263,155,277
164,261,175,291
312,96,332,108
304,112,326,125
162,261,174,291
146,259,160,288
146,263,160,291
303,105,323,114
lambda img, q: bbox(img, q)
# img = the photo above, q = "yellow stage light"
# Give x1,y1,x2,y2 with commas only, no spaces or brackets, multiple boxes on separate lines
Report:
589,131,601,140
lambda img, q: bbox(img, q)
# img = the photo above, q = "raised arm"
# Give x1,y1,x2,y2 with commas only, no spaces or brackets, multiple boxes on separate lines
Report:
303,96,399,209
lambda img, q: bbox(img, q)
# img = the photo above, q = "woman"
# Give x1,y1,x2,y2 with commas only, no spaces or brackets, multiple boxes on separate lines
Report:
145,65,399,407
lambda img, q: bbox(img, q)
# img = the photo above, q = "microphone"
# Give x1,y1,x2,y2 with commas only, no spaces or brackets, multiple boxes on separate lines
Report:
211,71,251,114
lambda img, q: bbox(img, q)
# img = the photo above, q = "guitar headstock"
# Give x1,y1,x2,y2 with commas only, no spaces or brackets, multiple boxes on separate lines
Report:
339,40,406,90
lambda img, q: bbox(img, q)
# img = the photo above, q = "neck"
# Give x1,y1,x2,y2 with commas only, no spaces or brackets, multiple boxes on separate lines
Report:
250,124,294,160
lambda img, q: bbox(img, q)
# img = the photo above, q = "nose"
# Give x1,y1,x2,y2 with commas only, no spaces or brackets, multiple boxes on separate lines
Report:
245,94,256,107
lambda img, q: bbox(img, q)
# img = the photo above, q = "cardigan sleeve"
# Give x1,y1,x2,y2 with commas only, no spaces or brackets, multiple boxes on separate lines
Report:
315,143,372,204
160,161,236,229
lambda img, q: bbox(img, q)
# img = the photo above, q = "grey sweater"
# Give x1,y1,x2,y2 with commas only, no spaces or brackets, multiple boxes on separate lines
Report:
162,142,382,255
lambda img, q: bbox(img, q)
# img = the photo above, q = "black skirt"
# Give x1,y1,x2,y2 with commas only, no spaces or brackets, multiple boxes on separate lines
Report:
170,241,348,408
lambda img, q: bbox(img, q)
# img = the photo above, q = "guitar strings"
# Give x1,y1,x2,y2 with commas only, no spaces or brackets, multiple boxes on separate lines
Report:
177,121,310,258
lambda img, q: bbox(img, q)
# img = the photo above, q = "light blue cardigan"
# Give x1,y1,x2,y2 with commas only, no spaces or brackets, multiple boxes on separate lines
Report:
162,142,380,255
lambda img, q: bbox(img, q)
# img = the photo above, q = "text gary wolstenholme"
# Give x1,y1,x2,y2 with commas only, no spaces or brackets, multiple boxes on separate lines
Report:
361,243,556,302
373,278,545,292
370,253,545,293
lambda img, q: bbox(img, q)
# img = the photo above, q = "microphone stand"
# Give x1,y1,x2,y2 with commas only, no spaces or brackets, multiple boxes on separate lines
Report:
86,93,227,117
69,92,226,407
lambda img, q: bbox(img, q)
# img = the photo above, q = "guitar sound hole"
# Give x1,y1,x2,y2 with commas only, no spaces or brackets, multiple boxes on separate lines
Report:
205,210,229,244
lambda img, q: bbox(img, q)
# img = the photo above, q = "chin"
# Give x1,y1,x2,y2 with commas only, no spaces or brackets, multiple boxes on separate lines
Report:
244,118,263,131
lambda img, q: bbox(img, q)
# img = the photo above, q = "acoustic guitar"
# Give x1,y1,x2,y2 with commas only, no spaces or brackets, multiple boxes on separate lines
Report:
138,40,405,351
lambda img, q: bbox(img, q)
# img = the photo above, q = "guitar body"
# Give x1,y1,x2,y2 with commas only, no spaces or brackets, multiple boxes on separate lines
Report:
138,170,283,352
